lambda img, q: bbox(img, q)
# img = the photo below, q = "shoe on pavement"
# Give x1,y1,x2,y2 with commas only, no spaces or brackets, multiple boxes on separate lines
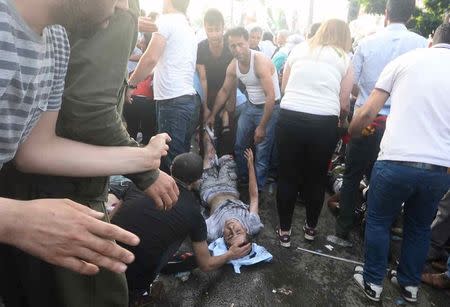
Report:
388,269,418,303
353,266,383,302
303,223,317,241
276,226,291,248
326,234,353,248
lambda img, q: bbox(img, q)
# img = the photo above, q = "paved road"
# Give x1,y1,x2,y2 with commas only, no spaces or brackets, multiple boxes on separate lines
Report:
159,189,450,307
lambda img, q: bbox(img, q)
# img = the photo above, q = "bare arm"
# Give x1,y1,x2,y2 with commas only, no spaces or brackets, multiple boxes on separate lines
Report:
197,64,209,120
245,149,258,214
349,89,390,137
208,61,237,123
339,65,354,122
128,33,166,86
192,241,251,272
15,112,169,177
254,54,276,144
0,197,139,275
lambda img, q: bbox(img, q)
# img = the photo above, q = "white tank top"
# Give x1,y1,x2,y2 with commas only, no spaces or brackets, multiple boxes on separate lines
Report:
236,50,281,105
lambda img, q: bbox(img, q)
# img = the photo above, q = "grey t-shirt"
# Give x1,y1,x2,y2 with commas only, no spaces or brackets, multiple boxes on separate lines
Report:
206,199,263,242
0,0,70,169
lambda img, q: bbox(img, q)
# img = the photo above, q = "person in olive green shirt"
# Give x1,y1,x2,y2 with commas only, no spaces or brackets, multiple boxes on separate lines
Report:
0,1,179,306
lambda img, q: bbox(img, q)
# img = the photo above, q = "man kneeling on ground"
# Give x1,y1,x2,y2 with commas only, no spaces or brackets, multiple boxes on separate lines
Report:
111,152,252,304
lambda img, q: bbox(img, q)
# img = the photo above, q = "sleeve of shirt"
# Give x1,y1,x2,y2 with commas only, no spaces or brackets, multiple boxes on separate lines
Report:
190,211,208,242
47,26,70,111
374,57,401,94
248,213,264,236
156,15,171,40
352,44,364,83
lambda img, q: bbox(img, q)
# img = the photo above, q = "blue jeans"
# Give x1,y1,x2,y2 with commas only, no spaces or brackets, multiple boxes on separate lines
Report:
235,102,279,190
363,160,450,287
157,95,200,172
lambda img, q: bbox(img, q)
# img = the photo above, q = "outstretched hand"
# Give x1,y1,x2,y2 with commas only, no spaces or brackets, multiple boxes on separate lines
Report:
7,198,140,275
244,148,254,168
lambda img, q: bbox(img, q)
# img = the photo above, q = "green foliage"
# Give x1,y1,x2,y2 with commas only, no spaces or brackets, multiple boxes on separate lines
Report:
356,0,449,36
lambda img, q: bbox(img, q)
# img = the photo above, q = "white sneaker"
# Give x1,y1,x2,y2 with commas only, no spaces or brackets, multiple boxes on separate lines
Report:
388,270,418,303
353,266,383,302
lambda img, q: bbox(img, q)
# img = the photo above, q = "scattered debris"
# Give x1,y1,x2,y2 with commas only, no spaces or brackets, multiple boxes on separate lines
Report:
325,245,334,251
272,288,293,296
297,246,364,266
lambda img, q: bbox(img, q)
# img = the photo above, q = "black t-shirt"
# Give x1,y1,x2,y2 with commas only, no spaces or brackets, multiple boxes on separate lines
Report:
112,184,206,289
197,38,233,107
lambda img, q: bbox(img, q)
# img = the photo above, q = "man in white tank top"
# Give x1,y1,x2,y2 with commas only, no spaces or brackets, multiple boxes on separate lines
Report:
206,27,281,190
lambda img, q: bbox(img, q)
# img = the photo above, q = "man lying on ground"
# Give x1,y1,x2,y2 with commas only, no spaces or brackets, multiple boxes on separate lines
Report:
200,135,263,245
111,153,252,305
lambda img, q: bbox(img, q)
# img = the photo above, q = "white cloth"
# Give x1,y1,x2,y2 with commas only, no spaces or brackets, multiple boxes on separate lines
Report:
236,50,281,105
259,40,277,59
281,42,350,116
208,237,273,274
376,45,450,168
352,23,427,115
153,13,197,100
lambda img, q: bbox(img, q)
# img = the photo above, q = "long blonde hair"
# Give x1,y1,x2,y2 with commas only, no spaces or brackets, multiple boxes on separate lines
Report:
308,19,352,53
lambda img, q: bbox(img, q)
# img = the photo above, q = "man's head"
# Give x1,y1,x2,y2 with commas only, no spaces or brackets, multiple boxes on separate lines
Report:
51,0,118,35
385,0,415,24
204,8,225,46
275,30,290,47
262,31,274,42
226,27,251,62
433,23,450,45
171,153,203,188
223,219,252,249
248,26,263,50
163,0,190,14
308,22,322,39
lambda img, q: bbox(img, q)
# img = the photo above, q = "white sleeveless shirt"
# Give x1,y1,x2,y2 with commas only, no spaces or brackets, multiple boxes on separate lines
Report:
236,50,281,105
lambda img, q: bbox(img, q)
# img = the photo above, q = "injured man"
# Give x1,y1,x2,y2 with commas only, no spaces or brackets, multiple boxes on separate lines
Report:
200,135,264,246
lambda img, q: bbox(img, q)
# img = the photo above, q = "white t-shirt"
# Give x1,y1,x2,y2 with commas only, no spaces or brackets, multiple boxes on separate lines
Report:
376,45,450,168
154,13,197,100
281,42,350,116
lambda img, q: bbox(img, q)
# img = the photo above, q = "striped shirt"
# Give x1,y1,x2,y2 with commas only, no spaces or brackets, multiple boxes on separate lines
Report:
0,0,70,170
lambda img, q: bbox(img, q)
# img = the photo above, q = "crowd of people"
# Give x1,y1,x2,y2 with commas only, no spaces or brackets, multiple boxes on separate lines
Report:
0,0,449,306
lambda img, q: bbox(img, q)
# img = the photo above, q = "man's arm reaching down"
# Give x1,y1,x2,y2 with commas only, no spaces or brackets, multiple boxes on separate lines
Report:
192,241,251,272
245,149,259,214
349,89,390,137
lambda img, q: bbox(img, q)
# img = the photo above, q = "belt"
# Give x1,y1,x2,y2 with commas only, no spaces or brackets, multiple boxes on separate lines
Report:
251,99,281,108
390,161,449,173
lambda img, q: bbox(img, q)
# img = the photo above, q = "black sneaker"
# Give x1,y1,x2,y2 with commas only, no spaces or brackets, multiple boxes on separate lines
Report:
353,266,383,302
276,227,291,248
388,270,418,303
303,223,316,241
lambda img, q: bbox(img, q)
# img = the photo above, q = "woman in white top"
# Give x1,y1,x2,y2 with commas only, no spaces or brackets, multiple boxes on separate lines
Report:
276,19,354,247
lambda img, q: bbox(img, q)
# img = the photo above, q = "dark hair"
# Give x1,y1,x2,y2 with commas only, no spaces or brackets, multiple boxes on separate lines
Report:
171,0,190,14
386,0,415,24
249,26,263,34
226,27,249,41
148,11,159,21
308,22,322,39
204,8,224,27
171,153,203,185
224,233,253,249
433,23,450,45
262,31,274,41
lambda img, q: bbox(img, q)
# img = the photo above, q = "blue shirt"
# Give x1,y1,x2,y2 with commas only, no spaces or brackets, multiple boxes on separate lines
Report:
352,23,427,115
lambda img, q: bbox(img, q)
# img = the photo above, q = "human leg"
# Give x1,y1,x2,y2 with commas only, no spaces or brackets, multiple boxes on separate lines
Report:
234,103,255,183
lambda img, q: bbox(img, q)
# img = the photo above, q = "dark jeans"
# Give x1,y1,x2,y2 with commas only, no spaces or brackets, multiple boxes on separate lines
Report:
363,161,450,286
235,102,280,190
336,127,384,238
157,94,200,172
123,96,157,145
276,109,339,230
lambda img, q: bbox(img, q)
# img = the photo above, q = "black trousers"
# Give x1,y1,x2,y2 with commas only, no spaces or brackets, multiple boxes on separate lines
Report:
276,109,338,230
123,96,157,145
